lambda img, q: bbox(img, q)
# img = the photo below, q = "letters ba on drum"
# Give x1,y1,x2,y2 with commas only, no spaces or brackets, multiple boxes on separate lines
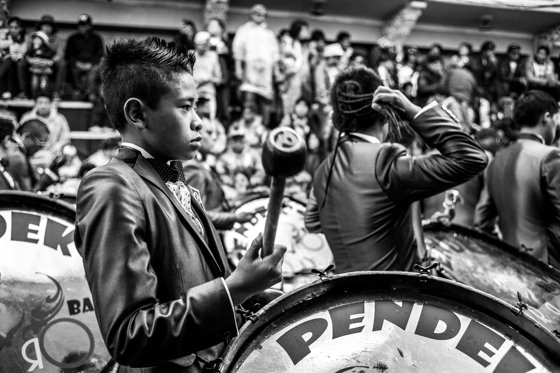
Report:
237,301,549,372
0,209,110,372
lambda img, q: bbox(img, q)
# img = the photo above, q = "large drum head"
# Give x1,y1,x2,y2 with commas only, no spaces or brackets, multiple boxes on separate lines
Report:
0,192,110,372
424,222,560,333
220,272,560,372
223,194,334,292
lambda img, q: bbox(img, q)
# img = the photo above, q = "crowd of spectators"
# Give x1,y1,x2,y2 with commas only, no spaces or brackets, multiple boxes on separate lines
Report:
0,13,103,100
1,4,560,212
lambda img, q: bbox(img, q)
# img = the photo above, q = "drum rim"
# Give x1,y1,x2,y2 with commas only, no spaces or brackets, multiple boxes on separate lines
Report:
232,191,306,210
0,190,76,221
220,271,560,372
424,221,560,281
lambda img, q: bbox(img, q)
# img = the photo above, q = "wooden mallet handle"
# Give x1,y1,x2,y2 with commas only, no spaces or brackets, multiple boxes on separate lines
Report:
261,127,307,257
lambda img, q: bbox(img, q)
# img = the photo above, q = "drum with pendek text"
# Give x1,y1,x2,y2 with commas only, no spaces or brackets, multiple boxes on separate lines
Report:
0,191,111,372
222,194,334,293
217,272,560,373
424,221,560,334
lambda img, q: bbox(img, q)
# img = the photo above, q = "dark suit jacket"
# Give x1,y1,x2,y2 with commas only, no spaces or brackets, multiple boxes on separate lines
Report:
75,148,238,372
310,105,488,272
475,137,560,266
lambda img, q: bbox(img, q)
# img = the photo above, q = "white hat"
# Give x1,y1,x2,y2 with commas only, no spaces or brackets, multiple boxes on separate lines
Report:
194,31,210,45
323,43,344,58
32,31,50,45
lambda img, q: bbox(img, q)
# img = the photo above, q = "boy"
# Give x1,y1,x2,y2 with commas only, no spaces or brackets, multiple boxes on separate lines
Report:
75,37,285,372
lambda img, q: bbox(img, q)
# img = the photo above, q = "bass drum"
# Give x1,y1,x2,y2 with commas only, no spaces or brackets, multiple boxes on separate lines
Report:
0,191,112,372
424,222,560,334
223,194,334,293
218,272,560,372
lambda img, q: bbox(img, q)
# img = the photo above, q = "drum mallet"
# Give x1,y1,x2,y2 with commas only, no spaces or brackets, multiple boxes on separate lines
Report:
261,127,307,257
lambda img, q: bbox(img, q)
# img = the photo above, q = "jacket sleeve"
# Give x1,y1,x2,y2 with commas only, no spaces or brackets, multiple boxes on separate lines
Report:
376,104,488,204
75,169,237,366
304,187,322,233
473,180,498,233
542,150,560,261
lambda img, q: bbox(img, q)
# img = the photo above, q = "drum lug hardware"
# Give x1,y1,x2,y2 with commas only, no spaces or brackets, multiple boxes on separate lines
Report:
511,291,528,316
413,262,439,278
237,305,259,323
203,357,224,373
519,244,534,254
312,264,334,282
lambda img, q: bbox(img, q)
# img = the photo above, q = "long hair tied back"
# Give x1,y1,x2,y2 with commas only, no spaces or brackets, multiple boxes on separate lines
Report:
336,79,414,143
320,78,414,210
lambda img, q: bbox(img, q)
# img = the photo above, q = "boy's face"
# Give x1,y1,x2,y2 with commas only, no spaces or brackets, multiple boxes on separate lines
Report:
32,36,42,49
339,37,350,50
36,96,52,116
536,48,548,63
8,21,22,37
142,72,203,160
207,20,222,37
294,101,309,117
40,24,53,36
181,24,195,37
230,136,245,153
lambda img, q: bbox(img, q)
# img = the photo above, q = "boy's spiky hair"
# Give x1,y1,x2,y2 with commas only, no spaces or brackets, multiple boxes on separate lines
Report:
100,37,196,131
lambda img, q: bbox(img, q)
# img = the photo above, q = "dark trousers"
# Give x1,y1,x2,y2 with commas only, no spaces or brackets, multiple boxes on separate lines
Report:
0,58,26,95
243,91,273,128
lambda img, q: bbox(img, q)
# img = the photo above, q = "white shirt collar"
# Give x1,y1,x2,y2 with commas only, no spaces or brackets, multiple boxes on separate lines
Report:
349,132,381,144
121,142,154,159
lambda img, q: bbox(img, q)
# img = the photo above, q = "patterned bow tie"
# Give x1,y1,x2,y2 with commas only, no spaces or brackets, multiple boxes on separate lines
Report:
147,158,206,236
147,159,186,183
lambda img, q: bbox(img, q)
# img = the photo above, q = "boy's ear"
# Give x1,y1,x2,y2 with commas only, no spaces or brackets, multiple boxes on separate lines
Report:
541,111,553,126
123,98,146,130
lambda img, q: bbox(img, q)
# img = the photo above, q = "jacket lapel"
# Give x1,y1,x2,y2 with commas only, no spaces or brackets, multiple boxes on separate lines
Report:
117,148,224,276
190,196,231,275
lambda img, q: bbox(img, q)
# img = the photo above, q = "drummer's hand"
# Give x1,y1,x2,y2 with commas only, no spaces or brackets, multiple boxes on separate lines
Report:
235,211,254,224
226,234,286,306
371,86,421,121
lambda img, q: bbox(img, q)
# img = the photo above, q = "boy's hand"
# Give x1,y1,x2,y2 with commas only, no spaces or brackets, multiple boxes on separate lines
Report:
226,234,286,305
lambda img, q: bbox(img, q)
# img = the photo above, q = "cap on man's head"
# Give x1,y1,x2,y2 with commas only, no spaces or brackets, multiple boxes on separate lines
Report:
38,14,55,27
78,13,92,25
251,4,267,15
507,43,521,53
323,43,344,58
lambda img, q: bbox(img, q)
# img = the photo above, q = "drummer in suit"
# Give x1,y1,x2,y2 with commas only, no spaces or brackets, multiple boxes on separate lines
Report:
306,67,488,272
75,37,286,372
0,116,17,190
475,90,560,267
